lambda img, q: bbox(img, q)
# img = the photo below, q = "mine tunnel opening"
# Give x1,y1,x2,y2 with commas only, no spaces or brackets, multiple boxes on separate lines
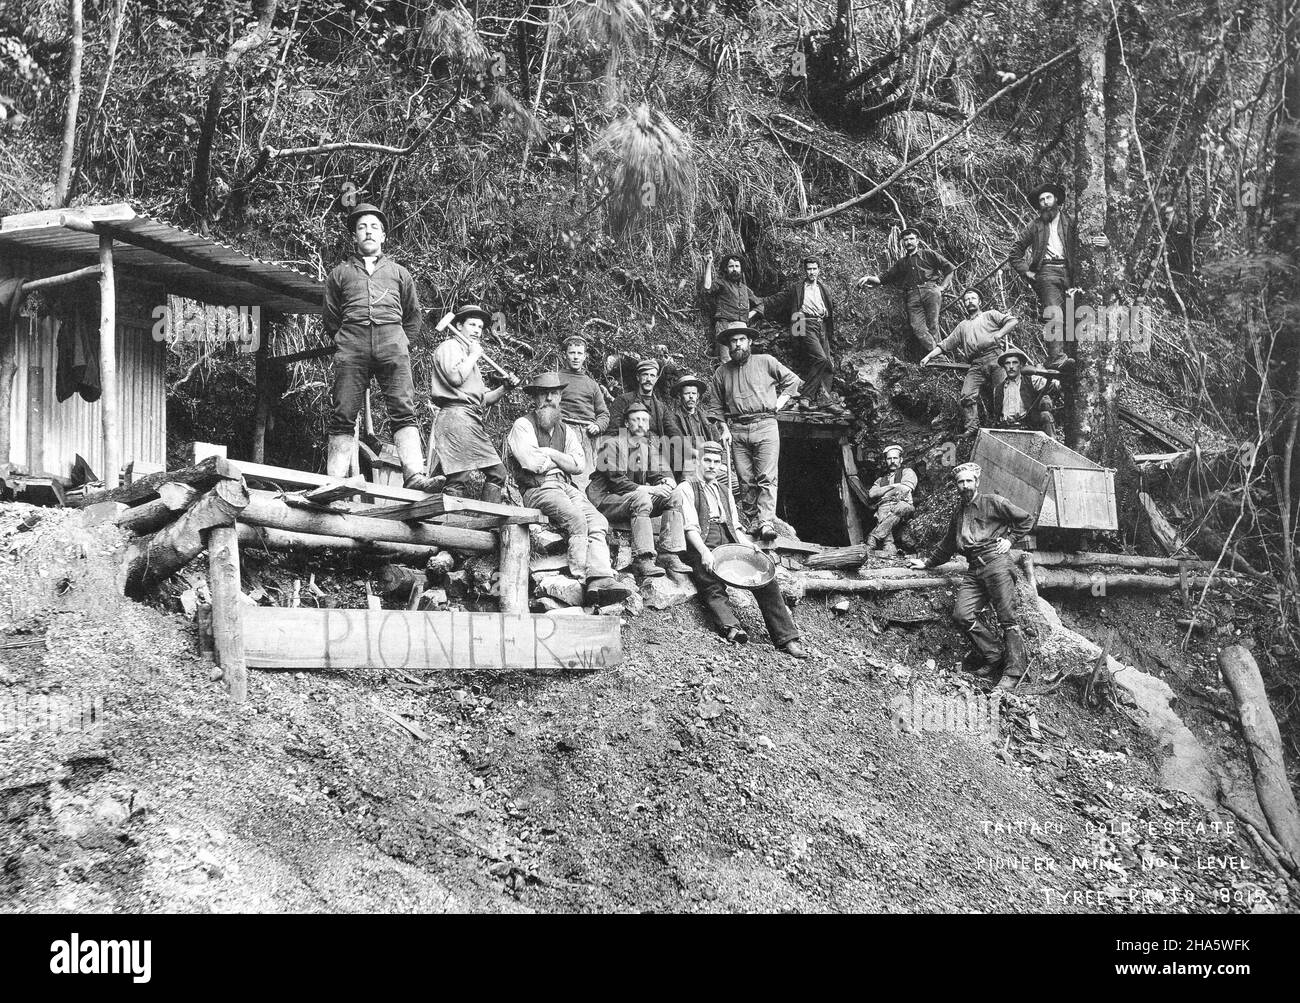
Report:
776,432,850,547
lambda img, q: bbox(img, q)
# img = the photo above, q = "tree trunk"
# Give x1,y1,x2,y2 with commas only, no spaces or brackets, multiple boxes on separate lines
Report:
120,479,250,593
54,0,85,208
190,0,279,230
115,482,200,534
71,0,128,198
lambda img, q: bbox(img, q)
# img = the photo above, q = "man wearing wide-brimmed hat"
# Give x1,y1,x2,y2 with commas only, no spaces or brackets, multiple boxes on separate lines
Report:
667,372,724,484
428,303,514,500
321,202,444,491
672,441,807,658
858,444,917,568
857,225,955,354
908,462,1036,690
1009,181,1076,373
555,332,610,492
710,321,800,541
993,346,1058,439
504,372,631,606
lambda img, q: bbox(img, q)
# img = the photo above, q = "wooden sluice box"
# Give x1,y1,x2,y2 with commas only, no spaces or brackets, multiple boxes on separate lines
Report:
970,429,1117,530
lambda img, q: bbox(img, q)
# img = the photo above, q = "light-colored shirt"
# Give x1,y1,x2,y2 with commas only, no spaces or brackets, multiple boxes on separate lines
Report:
1045,216,1065,260
675,478,744,538
938,310,1012,361
873,467,918,506
506,415,584,481
711,354,801,420
800,282,827,318
430,332,488,407
1001,374,1048,420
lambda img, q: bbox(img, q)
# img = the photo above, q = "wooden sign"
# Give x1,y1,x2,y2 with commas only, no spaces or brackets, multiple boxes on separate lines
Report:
242,607,621,673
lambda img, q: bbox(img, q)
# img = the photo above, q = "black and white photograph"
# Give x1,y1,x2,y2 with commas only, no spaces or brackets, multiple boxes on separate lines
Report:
0,0,1296,973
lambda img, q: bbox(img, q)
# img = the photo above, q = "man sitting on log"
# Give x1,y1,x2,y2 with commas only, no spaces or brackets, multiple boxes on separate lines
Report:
504,373,632,606
674,442,808,658
321,202,444,492
907,462,1036,690
856,226,955,355
920,288,1018,439
859,444,916,568
668,373,724,485
555,332,609,492
429,304,516,501
588,401,691,580
993,347,1058,440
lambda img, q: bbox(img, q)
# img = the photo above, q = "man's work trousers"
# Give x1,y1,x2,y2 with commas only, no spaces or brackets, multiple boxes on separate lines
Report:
687,522,799,648
596,487,686,557
796,316,834,400
444,463,507,497
729,416,780,527
869,499,914,545
712,319,734,363
999,410,1058,440
960,352,1006,434
1034,263,1072,369
564,421,599,493
950,553,1020,671
523,480,615,581
328,323,417,435
905,285,942,353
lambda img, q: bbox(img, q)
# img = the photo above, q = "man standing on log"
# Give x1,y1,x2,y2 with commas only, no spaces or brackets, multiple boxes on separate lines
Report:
711,321,800,542
920,288,1018,438
993,347,1058,439
321,203,444,491
1009,182,1077,374
702,253,760,363
588,402,690,580
907,462,1035,690
856,227,955,355
429,304,516,501
751,256,846,414
674,441,807,658
504,373,632,606
859,444,916,568
555,333,609,492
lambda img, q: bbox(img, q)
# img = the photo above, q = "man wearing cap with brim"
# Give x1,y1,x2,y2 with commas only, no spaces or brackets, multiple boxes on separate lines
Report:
588,401,691,580
607,356,677,442
857,225,955,354
321,202,444,491
555,332,610,492
668,372,724,485
920,288,1018,438
673,441,808,658
993,346,1058,439
859,444,917,567
504,372,631,606
710,321,801,541
428,304,514,501
1009,181,1077,373
908,462,1036,690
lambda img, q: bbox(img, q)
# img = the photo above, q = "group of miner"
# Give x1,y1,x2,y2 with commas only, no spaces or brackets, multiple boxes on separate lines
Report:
321,184,1080,688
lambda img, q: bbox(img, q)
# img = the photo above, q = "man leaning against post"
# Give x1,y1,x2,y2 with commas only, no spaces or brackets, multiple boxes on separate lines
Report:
321,202,444,492
1009,181,1078,374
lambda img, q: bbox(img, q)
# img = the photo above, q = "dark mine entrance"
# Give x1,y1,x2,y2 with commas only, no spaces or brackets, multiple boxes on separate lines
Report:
776,432,849,546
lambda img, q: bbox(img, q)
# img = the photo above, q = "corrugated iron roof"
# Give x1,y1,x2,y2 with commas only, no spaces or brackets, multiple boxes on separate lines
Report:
0,203,322,314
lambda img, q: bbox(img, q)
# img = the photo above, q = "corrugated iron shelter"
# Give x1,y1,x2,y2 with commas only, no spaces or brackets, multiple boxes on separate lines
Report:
0,203,322,490
970,428,1118,530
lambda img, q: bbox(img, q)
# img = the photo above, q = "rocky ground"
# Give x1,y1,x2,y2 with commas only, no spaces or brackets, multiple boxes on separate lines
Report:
0,502,1294,914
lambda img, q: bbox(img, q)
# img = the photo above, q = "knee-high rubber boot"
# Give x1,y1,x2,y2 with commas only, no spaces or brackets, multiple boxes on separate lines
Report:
394,426,445,493
1000,625,1027,679
326,434,361,483
481,481,504,504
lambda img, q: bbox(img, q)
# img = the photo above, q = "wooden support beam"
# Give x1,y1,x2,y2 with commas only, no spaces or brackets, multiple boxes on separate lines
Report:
241,490,495,553
22,265,102,292
115,482,199,534
235,523,440,564
364,494,544,525
120,479,250,592
498,523,531,614
98,233,119,490
251,314,270,463
223,458,431,503
803,575,953,594
240,607,622,672
76,454,240,508
206,524,248,702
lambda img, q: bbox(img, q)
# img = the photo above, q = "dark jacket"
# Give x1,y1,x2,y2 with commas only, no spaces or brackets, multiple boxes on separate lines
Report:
607,391,677,439
670,405,723,481
924,491,1036,568
705,277,760,323
1009,213,1078,283
588,434,676,506
879,249,955,290
758,279,836,343
323,253,422,340
993,375,1056,421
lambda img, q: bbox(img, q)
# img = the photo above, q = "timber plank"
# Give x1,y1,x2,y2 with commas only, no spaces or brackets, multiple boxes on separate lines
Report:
226,458,431,503
241,608,622,672
75,455,239,508
365,495,544,524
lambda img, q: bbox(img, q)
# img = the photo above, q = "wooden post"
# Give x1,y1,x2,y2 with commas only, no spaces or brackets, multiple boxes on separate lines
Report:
498,522,530,614
26,365,44,475
206,524,247,702
98,233,119,489
251,311,270,463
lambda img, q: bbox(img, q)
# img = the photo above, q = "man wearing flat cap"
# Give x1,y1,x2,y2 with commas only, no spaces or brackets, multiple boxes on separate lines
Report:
673,441,808,658
857,226,955,354
1009,182,1076,373
607,356,677,442
504,372,631,606
555,332,610,492
859,444,917,567
994,347,1058,439
668,372,724,485
908,462,1036,690
588,401,690,580
711,321,801,541
321,202,444,491
429,304,514,501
